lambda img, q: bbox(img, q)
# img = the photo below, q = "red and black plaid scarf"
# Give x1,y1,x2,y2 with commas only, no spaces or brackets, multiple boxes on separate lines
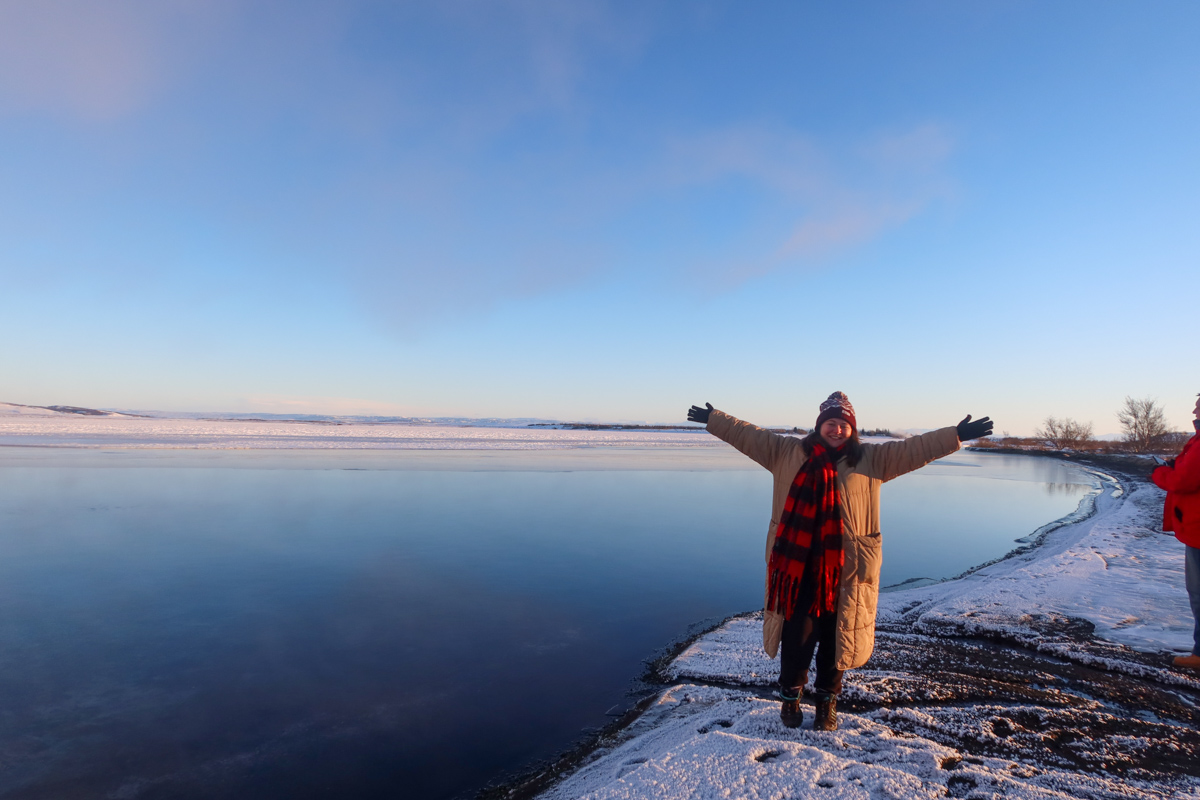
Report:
767,442,845,620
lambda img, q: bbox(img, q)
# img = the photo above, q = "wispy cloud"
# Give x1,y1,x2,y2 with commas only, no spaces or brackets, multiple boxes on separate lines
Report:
337,121,955,330
0,0,229,120
777,200,926,260
862,124,956,173
616,122,957,284
0,3,956,334
440,0,646,114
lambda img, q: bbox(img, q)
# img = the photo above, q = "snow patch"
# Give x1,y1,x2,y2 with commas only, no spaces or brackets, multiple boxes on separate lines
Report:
542,684,1189,800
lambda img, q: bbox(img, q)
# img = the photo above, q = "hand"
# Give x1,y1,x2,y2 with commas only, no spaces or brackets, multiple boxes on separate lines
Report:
687,403,714,424
956,414,994,441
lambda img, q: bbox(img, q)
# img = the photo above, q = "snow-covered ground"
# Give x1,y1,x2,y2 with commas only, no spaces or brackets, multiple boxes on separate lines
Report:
0,414,721,450
536,468,1200,799
540,683,1192,800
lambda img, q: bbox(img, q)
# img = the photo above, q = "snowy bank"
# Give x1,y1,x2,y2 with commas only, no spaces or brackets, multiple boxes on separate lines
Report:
525,463,1200,799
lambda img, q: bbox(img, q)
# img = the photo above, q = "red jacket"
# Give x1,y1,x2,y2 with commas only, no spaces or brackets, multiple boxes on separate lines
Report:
1152,429,1200,548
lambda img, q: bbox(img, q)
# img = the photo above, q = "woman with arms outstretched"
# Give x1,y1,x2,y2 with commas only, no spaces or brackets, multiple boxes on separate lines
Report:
686,393,993,731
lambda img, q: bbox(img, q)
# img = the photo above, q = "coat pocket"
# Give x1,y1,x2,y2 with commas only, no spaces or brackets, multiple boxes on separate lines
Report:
855,531,883,585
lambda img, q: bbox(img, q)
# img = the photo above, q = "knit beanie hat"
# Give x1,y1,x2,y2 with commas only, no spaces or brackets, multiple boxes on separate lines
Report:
815,391,856,434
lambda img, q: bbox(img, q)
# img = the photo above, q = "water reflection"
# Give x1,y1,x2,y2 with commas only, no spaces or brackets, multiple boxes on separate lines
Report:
1044,482,1088,496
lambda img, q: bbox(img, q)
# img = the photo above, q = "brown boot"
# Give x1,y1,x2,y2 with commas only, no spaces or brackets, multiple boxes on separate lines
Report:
779,689,804,729
1173,654,1200,671
813,692,837,731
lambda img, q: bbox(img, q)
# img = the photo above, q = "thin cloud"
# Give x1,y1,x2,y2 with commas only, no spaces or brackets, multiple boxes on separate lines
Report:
0,3,957,335
635,122,957,284
777,200,925,260
327,121,956,331
0,0,227,121
661,125,831,198
863,123,956,173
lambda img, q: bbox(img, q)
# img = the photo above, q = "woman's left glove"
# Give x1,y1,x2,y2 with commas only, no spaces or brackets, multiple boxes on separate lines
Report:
957,415,994,441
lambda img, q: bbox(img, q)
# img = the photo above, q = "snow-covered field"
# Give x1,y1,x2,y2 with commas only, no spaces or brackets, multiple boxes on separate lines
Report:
0,414,720,450
536,470,1200,799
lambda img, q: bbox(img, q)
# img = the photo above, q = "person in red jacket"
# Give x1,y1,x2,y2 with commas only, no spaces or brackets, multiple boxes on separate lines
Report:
1151,394,1200,671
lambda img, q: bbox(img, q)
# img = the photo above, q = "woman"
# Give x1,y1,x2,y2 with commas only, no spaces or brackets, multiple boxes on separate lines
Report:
686,392,993,730
1151,393,1200,672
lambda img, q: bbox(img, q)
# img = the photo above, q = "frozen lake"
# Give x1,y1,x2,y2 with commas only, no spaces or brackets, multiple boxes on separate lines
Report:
0,445,1097,799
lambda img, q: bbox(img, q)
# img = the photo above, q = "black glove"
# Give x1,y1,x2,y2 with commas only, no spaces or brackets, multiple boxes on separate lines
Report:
687,403,714,424
1167,458,1176,469
956,415,994,441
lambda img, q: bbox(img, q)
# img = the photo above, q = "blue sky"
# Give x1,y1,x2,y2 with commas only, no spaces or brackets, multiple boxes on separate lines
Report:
1,1,1197,434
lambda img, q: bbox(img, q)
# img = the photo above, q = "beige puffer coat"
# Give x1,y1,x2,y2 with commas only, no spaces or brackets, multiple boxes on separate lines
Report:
707,409,961,670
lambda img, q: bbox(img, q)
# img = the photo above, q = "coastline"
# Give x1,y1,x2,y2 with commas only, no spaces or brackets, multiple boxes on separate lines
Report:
881,453,1113,594
488,455,1200,800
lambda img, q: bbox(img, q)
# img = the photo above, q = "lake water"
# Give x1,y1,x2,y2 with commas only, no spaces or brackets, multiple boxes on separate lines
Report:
0,446,1097,800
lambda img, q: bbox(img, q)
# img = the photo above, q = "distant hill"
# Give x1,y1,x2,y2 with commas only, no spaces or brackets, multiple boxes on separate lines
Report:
0,402,146,418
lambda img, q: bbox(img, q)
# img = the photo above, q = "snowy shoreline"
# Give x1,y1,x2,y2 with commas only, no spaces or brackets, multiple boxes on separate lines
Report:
878,459,1111,595
494,460,1200,800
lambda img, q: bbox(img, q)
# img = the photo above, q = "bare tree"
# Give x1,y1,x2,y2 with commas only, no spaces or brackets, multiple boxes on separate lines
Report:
1033,416,1094,450
1116,396,1169,453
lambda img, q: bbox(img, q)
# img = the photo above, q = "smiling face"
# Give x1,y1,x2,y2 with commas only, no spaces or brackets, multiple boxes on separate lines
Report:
819,418,853,449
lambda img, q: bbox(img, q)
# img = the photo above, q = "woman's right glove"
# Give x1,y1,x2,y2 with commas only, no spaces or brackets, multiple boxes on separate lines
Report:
687,403,713,424
956,415,994,441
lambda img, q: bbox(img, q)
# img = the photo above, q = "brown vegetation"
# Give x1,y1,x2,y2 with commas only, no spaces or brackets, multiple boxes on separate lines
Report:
970,397,1189,457
1033,417,1094,450
972,434,1186,457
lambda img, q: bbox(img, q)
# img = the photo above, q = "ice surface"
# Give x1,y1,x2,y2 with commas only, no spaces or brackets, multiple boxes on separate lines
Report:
0,415,723,450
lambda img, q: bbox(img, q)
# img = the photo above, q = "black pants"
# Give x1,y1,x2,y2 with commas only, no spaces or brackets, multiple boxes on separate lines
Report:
779,611,843,695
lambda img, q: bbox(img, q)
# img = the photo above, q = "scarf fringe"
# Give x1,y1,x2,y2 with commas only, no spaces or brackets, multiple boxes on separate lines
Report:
768,571,806,618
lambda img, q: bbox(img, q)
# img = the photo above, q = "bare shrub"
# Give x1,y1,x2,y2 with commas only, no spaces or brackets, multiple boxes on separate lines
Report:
1033,416,1094,450
1116,397,1170,453
1158,430,1191,455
